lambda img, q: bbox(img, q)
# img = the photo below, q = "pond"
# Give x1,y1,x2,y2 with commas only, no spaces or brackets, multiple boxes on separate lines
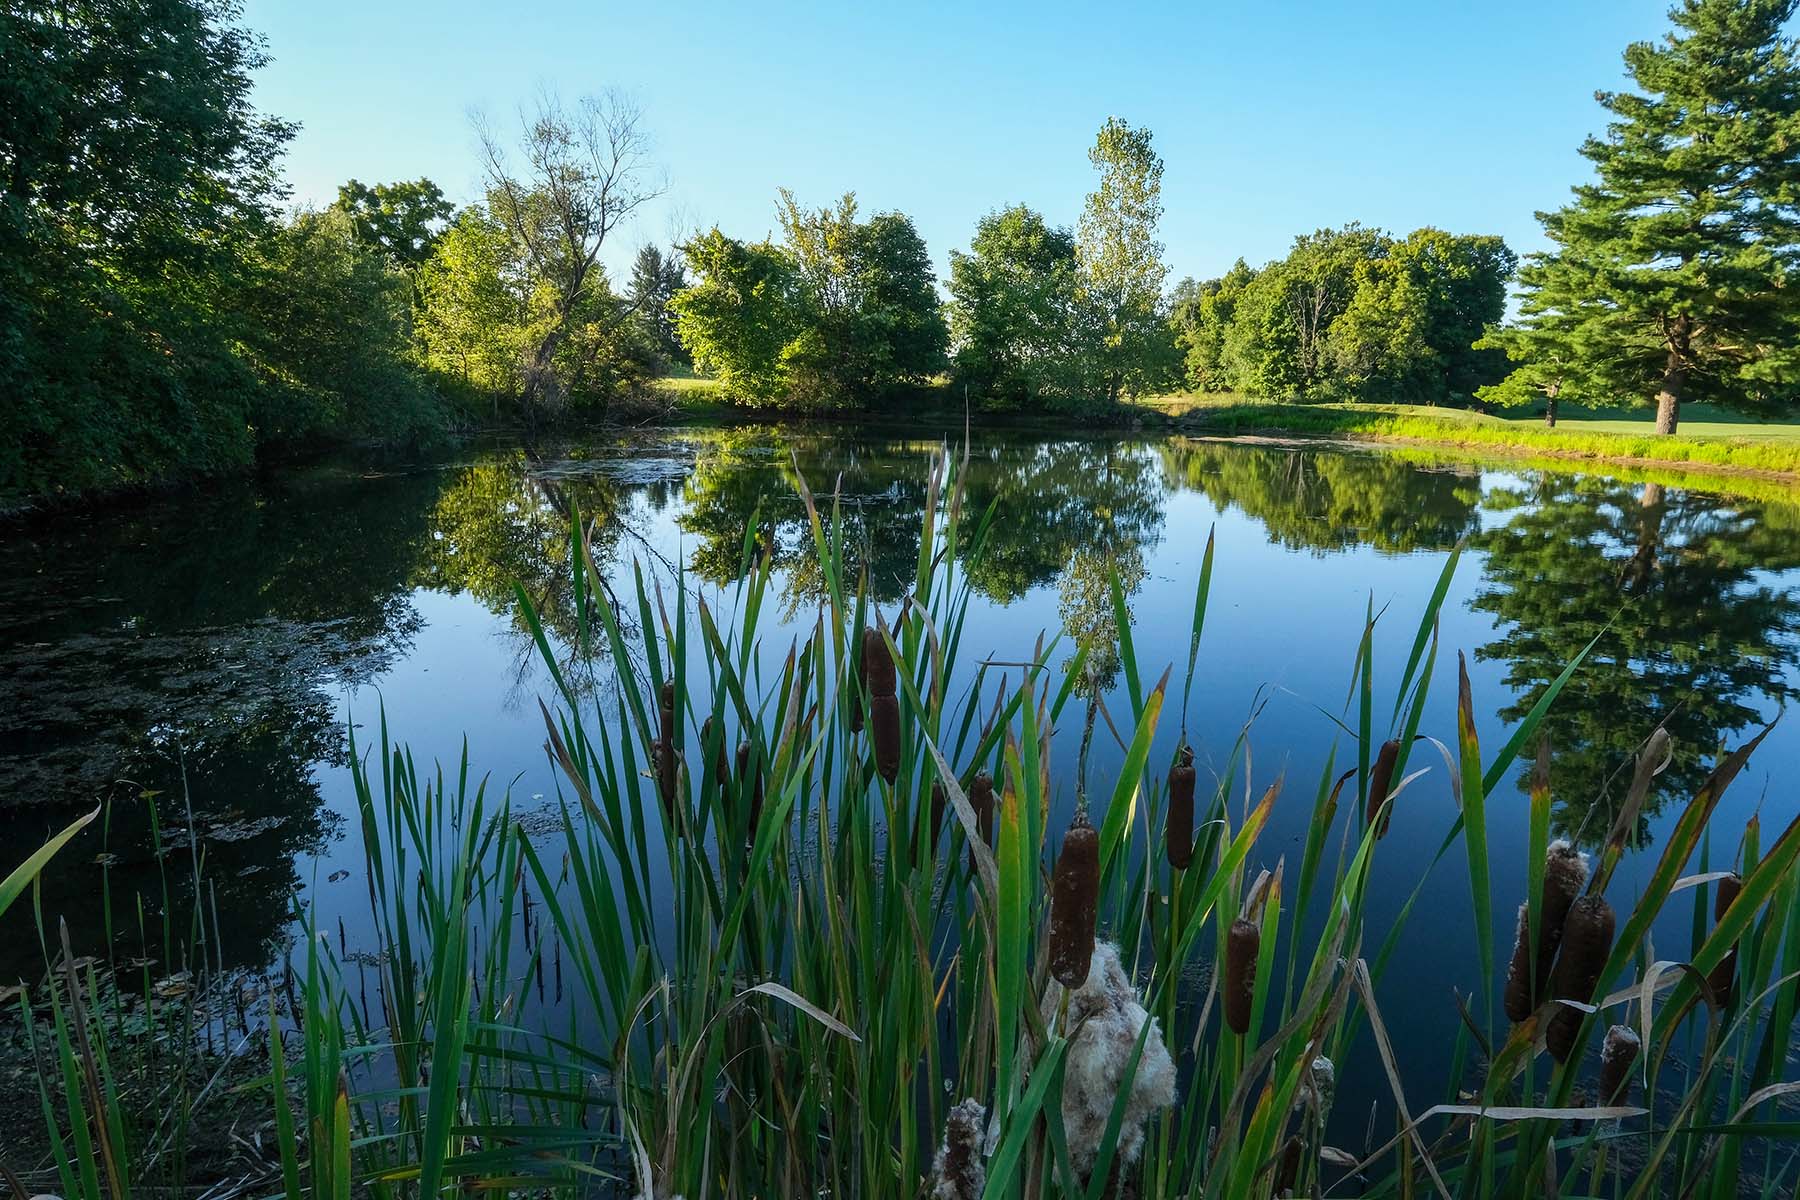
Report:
3,424,1798,1126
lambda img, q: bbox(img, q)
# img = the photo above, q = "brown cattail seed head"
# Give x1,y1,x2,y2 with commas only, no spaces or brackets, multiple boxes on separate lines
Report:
1546,895,1615,1062
1599,1024,1640,1106
1504,840,1590,1023
848,651,865,733
969,772,995,845
870,695,901,785
735,740,763,843
1707,873,1743,1006
862,627,896,698
1274,1133,1304,1196
927,1098,986,1200
700,717,729,782
1366,738,1400,838
656,681,678,813
1503,903,1535,1025
1166,744,1196,870
1225,918,1260,1036
930,781,947,845
1048,811,1099,989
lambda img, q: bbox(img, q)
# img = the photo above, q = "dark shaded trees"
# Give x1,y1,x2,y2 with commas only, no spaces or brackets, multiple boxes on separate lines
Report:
242,208,441,444
1,0,292,504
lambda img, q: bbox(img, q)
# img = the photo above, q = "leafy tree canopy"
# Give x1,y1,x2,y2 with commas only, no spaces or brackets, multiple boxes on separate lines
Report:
947,205,1086,410
1485,0,1800,433
333,178,454,268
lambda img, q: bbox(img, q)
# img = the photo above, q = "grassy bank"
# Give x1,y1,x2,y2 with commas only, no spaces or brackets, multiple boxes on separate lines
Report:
4,458,1798,1197
1142,395,1800,481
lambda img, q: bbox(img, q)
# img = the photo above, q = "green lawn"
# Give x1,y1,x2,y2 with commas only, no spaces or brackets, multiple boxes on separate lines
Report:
1139,393,1800,479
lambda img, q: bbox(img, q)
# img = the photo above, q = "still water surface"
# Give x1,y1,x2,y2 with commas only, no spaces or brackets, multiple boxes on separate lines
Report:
3,425,1797,1104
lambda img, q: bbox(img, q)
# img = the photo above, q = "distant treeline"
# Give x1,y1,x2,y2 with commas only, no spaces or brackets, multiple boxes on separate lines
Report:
8,0,1800,506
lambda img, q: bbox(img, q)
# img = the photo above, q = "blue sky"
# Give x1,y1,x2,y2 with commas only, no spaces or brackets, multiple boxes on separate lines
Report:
243,1,1676,284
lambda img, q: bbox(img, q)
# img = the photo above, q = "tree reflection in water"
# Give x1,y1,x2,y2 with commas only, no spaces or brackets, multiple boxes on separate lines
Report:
5,431,1796,982
1472,474,1800,845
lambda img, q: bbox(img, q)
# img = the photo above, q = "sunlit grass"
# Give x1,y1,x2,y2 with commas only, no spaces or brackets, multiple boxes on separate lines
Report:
1142,396,1800,478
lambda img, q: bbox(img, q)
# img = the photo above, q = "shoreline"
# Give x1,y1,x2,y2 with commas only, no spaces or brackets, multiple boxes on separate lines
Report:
1180,425,1800,490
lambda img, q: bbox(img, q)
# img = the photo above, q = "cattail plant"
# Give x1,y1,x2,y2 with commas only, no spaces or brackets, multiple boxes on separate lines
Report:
848,649,866,734
1274,1133,1304,1196
735,740,763,843
862,625,896,697
1707,872,1742,1006
871,695,901,785
1366,737,1400,838
929,780,946,846
1225,917,1260,1036
1503,840,1589,1022
700,716,729,784
1166,742,1196,869
1039,942,1175,1179
657,680,678,817
969,771,995,848
1049,809,1099,988
863,626,901,784
1599,1024,1640,1105
926,1099,985,1200
1546,895,1615,1061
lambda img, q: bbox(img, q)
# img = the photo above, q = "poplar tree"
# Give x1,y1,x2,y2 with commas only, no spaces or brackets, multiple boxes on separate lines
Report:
1492,0,1800,433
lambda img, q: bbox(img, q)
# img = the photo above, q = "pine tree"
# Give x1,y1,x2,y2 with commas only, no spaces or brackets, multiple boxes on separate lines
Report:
1493,0,1800,433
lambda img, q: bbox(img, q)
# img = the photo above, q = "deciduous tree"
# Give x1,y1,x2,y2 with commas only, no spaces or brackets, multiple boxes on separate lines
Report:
948,205,1085,409
475,91,659,417
1077,118,1176,404
334,178,454,268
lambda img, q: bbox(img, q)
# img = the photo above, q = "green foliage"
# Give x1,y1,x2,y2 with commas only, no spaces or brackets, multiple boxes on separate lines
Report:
1077,117,1179,403
1225,224,1387,400
1169,260,1255,392
947,204,1087,409
773,190,949,402
670,229,807,404
415,195,660,420
1488,0,1800,432
1178,225,1515,406
0,0,293,506
415,208,532,403
630,243,691,368
0,4,464,508
472,91,660,418
671,193,948,407
241,207,443,445
1331,227,1516,404
332,178,454,268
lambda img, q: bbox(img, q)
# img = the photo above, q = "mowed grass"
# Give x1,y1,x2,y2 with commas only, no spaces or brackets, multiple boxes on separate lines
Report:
1142,393,1800,478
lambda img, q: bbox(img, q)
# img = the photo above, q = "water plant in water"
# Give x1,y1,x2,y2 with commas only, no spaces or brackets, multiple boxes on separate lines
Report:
5,448,1800,1199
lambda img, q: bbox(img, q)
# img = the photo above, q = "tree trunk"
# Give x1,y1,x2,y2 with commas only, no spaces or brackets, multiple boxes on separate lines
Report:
1544,393,1558,428
1654,321,1689,435
1624,483,1665,594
